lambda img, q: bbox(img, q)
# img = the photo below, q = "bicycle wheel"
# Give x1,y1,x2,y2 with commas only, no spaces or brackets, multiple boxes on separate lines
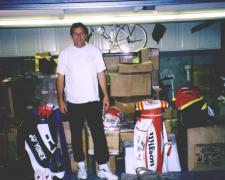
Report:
116,24,147,53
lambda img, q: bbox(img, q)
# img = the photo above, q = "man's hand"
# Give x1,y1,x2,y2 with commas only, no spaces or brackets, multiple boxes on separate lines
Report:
59,100,67,114
103,96,110,112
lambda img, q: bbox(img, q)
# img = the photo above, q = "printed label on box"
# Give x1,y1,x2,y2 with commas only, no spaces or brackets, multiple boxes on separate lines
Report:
195,143,225,167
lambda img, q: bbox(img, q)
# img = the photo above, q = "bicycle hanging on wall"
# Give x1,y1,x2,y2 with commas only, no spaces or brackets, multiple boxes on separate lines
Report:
88,24,147,53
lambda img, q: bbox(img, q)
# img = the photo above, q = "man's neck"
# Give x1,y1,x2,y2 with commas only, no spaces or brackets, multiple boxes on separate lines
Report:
74,42,86,48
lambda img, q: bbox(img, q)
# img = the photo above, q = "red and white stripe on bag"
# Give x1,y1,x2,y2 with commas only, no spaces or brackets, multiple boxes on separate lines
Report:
136,99,168,111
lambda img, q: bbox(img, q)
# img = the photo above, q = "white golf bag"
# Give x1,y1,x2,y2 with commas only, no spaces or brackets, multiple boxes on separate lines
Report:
134,99,181,174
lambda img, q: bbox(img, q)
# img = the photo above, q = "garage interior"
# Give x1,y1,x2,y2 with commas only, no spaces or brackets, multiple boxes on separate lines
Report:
0,0,225,180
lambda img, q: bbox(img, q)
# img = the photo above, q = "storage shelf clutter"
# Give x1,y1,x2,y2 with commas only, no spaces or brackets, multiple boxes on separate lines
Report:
0,45,225,180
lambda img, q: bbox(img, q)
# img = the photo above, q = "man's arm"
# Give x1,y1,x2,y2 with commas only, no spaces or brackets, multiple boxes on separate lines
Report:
98,71,110,112
57,73,67,114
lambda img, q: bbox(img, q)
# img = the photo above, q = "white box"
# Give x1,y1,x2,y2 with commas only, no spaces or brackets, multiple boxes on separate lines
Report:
125,147,136,174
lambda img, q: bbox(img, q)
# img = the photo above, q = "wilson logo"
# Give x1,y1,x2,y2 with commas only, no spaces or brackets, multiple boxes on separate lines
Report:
148,132,155,167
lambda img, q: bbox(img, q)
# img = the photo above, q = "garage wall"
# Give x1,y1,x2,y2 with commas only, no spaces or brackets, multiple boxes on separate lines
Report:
0,21,221,57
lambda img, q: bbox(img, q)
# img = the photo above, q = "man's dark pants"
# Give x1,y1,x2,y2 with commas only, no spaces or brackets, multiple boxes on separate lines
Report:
67,101,109,165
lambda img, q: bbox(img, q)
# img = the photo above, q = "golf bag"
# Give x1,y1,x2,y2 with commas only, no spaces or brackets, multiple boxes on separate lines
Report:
174,85,212,128
24,104,66,179
134,99,178,174
174,85,213,170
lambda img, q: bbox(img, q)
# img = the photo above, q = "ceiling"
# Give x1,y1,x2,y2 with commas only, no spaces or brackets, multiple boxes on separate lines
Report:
0,0,225,27
0,0,225,10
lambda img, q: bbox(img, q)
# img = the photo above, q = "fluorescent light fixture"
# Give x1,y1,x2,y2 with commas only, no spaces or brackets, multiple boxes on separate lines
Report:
0,8,225,27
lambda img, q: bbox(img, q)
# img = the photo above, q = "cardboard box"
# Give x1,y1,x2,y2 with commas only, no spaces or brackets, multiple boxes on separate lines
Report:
63,122,87,172
139,48,159,70
109,73,151,97
125,147,136,174
114,96,152,121
192,65,217,97
88,130,119,155
118,62,153,74
151,70,159,87
218,102,225,116
114,100,136,121
187,125,225,171
0,86,15,118
62,121,71,144
120,129,134,142
0,133,7,164
103,56,120,71
119,55,137,64
7,127,17,160
67,144,76,172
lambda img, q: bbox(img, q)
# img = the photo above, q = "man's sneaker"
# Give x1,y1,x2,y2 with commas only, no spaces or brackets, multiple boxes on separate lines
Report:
97,166,118,180
34,169,43,180
77,165,88,179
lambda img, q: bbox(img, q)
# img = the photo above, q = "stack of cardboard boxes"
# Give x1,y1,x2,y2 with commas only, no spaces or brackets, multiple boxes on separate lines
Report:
104,48,160,122
103,48,160,173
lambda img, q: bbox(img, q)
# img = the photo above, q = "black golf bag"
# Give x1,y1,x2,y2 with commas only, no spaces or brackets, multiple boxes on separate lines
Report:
24,104,66,179
173,86,213,170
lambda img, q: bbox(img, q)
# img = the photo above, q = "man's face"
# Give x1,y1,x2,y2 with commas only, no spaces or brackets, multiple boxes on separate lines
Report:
71,27,86,48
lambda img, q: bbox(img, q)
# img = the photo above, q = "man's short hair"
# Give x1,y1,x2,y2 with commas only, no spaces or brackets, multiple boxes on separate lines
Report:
70,22,89,36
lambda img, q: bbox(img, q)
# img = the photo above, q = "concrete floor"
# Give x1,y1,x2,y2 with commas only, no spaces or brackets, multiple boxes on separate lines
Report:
1,158,225,180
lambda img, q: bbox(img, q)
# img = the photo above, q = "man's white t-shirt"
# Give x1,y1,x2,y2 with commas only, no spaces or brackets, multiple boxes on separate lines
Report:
56,43,106,104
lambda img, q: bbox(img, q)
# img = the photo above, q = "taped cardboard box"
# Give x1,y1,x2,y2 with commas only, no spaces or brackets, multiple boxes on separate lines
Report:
88,130,119,155
120,129,134,142
120,54,139,64
114,99,136,121
103,56,120,71
109,73,151,97
62,122,87,172
139,48,159,70
114,96,150,121
187,125,225,171
118,62,153,74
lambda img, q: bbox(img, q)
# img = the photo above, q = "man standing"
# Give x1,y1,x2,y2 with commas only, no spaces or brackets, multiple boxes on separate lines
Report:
56,22,118,180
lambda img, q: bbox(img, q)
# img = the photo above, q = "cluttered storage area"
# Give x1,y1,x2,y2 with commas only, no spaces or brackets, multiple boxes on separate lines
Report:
0,2,225,180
